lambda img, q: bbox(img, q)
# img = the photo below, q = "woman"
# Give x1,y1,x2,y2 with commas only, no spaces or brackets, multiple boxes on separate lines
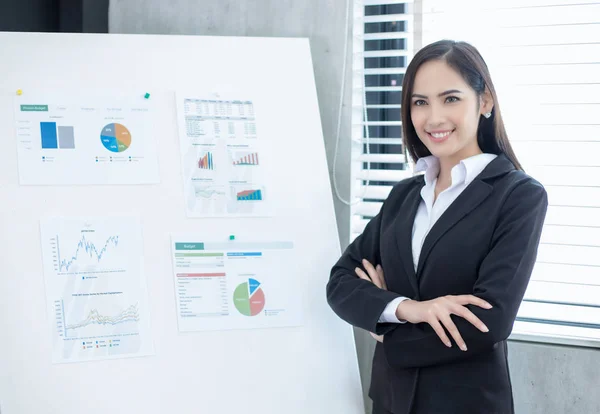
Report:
326,40,548,414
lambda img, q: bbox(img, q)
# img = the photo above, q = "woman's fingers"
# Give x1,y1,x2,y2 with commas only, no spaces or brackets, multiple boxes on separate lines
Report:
354,267,371,282
355,259,387,291
428,317,452,348
439,314,467,351
452,294,493,309
376,264,387,290
421,296,493,351
452,304,489,333
362,259,384,289
362,259,382,289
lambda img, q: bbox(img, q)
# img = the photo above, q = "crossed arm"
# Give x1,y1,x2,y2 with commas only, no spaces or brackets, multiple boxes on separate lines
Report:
327,181,548,369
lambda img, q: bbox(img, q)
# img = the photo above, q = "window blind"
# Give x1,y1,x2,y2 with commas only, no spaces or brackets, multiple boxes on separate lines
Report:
419,0,600,346
351,0,415,241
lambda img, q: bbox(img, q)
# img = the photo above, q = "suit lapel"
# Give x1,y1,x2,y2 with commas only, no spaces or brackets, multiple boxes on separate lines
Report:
390,153,515,292
392,180,424,297
415,178,493,277
415,153,517,277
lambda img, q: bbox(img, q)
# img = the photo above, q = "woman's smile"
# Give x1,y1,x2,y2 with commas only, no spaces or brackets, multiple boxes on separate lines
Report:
426,129,455,143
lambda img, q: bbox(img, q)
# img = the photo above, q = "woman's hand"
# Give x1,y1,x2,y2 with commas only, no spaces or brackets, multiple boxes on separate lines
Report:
396,295,492,351
355,258,387,290
355,259,493,350
354,259,386,343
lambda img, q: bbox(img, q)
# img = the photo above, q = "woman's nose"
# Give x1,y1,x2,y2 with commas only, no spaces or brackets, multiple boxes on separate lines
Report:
427,104,446,127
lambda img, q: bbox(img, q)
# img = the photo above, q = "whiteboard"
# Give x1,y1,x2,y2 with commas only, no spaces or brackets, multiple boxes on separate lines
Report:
0,32,364,414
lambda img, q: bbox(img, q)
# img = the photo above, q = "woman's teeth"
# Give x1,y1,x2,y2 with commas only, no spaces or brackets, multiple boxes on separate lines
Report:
430,131,451,138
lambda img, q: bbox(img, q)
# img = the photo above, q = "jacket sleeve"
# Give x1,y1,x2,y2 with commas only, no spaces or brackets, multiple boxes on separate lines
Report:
326,198,406,335
382,180,548,368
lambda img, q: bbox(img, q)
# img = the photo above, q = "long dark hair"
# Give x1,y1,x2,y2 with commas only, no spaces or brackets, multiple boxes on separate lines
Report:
401,40,523,170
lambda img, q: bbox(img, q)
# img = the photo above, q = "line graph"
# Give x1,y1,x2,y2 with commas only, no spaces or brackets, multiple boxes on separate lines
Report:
66,303,139,331
51,233,120,272
41,217,154,363
194,185,226,200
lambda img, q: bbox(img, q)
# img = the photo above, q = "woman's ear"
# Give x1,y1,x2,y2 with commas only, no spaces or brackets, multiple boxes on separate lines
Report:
480,87,494,116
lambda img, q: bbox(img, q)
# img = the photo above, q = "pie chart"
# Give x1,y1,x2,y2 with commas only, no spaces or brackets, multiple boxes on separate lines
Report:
233,278,265,316
101,123,132,152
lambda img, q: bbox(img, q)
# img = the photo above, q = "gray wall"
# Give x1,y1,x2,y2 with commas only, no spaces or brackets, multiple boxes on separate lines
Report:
109,2,600,414
508,341,600,414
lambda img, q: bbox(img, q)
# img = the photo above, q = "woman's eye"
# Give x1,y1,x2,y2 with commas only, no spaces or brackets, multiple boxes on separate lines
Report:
413,99,427,106
446,96,459,103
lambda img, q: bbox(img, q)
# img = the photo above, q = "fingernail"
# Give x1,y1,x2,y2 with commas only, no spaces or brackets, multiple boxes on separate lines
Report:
355,267,360,273
460,344,468,351
485,303,493,309
445,341,451,348
376,264,381,270
482,325,489,332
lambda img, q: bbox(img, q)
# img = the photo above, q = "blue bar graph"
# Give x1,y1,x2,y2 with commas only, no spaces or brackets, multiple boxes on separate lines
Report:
237,189,263,201
40,122,58,149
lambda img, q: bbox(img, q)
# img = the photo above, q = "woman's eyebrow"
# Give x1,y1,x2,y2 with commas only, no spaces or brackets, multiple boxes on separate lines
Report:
411,89,463,99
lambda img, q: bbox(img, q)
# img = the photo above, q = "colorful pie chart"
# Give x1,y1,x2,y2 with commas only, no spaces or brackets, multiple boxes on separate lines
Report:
101,123,131,152
233,278,265,316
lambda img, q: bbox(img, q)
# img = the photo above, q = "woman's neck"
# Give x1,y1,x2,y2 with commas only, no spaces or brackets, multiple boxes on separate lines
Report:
437,146,483,186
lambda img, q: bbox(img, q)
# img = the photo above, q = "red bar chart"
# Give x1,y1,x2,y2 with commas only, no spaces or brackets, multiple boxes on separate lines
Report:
232,151,259,166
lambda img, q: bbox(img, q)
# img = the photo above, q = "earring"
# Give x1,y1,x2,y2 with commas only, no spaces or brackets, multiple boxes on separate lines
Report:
484,112,492,118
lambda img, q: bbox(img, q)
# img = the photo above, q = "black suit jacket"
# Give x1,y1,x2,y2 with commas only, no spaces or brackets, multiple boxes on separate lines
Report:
326,154,548,414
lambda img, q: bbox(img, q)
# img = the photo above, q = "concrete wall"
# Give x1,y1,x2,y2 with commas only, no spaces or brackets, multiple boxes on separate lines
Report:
109,2,600,413
508,341,600,414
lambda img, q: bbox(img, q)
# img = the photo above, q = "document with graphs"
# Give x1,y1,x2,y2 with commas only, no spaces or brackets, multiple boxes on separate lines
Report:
13,89,160,185
170,236,303,332
176,93,273,217
39,216,154,363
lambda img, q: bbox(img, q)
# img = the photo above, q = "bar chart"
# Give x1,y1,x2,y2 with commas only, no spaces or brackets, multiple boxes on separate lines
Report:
41,122,75,149
14,91,160,185
231,151,259,166
236,188,263,201
179,94,272,217
198,152,214,170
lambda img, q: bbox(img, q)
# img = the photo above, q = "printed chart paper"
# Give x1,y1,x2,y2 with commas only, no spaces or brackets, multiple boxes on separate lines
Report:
14,91,159,185
171,237,302,332
40,217,154,363
176,94,272,217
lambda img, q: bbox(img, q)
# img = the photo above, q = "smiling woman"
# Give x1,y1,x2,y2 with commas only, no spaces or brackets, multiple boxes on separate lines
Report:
408,59,494,190
401,40,522,177
326,40,548,414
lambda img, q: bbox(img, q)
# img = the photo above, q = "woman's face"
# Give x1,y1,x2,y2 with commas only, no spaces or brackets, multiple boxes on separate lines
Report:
409,59,493,163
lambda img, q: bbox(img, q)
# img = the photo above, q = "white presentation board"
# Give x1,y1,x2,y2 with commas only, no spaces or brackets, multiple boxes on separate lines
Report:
0,32,364,414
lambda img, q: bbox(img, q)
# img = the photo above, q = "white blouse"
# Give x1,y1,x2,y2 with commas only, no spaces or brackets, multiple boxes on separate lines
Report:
378,153,498,323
